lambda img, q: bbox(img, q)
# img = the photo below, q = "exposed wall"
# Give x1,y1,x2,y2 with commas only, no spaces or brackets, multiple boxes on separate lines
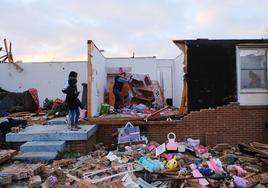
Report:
156,59,173,99
0,62,87,105
106,57,158,80
185,40,237,112
105,57,183,108
172,54,184,108
97,103,268,145
91,44,107,116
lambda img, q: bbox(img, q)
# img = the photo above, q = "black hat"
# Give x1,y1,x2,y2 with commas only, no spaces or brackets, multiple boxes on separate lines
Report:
69,71,78,78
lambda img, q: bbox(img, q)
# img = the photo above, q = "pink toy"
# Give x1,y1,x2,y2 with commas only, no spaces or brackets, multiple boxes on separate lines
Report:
166,132,178,151
147,144,156,152
192,169,209,186
164,153,172,160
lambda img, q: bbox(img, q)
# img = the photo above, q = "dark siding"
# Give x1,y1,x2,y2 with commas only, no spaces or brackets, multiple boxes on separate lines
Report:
186,40,237,111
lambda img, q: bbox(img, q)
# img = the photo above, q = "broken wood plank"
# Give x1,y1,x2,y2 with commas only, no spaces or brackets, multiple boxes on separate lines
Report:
0,150,17,165
87,40,93,118
238,143,268,158
251,142,268,149
67,174,97,188
1,163,44,180
0,173,12,186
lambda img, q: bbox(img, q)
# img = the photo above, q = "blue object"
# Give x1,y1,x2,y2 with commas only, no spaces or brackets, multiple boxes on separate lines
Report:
138,157,161,172
194,159,214,176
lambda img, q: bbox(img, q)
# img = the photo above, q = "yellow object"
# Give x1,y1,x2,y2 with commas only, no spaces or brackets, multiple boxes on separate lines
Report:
166,156,178,170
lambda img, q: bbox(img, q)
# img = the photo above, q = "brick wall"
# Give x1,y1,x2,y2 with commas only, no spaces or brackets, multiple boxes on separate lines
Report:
66,134,96,155
97,103,268,146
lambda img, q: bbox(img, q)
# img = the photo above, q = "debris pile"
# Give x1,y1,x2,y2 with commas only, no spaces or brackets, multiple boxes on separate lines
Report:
1,136,267,187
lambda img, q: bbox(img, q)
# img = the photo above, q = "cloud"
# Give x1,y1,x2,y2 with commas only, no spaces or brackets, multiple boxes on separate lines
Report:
0,0,267,61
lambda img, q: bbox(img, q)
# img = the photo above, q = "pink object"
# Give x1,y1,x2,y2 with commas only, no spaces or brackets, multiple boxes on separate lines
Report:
147,144,156,152
192,169,209,186
164,153,172,160
208,159,221,174
166,132,178,151
119,67,124,74
28,88,42,113
235,165,247,176
79,109,87,119
206,160,214,171
194,145,208,155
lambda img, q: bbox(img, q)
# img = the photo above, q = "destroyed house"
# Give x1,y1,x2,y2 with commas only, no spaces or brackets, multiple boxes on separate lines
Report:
0,39,268,146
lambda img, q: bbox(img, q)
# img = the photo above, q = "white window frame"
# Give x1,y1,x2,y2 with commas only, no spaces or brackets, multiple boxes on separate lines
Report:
237,45,268,94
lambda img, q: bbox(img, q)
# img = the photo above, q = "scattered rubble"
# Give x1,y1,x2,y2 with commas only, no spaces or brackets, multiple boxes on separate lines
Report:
0,133,268,187
0,150,17,164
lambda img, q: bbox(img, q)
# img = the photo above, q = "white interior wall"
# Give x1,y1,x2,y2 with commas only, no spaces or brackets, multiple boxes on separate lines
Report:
91,44,107,116
105,56,184,108
173,53,184,108
106,57,158,80
157,59,174,99
0,62,87,106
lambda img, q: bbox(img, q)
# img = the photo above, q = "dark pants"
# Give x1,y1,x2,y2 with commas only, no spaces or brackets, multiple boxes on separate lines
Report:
68,108,80,127
113,89,122,109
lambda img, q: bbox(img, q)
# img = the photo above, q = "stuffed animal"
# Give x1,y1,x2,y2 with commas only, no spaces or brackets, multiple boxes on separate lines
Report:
166,156,178,170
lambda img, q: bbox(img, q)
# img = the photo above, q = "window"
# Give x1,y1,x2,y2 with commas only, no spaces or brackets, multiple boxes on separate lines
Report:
239,48,268,90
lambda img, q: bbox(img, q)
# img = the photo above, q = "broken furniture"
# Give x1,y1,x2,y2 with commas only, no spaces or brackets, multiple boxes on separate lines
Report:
129,74,164,108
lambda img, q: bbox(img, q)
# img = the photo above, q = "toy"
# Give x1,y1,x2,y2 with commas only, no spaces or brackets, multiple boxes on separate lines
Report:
166,156,178,170
138,157,162,172
166,132,178,151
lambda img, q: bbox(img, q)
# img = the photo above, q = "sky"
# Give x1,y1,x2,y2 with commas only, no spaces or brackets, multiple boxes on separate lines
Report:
0,0,268,62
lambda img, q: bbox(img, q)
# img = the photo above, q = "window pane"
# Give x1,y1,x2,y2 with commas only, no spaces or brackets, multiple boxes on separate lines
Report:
240,49,266,69
241,69,268,89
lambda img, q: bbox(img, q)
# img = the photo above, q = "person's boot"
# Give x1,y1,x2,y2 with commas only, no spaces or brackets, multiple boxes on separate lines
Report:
71,127,78,131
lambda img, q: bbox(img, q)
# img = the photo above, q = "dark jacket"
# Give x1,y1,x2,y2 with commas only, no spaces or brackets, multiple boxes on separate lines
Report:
113,75,128,92
62,77,81,110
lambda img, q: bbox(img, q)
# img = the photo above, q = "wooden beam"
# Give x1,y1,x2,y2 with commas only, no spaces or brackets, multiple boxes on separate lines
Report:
3,39,11,63
88,118,179,125
87,40,93,118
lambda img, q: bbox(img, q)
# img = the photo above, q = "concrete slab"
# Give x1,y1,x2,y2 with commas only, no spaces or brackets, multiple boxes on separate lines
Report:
47,117,66,125
6,124,97,142
14,152,58,162
21,141,66,152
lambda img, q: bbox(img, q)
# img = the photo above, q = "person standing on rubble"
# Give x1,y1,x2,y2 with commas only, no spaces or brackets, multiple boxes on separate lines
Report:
113,72,130,112
62,72,82,131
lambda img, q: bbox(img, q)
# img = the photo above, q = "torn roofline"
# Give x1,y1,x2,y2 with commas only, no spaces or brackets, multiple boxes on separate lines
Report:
88,39,179,60
106,56,157,59
172,38,268,55
20,61,87,64
173,38,268,44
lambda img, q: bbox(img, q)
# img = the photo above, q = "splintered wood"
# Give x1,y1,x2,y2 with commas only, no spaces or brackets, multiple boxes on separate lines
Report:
1,163,44,180
0,173,12,186
0,150,17,165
